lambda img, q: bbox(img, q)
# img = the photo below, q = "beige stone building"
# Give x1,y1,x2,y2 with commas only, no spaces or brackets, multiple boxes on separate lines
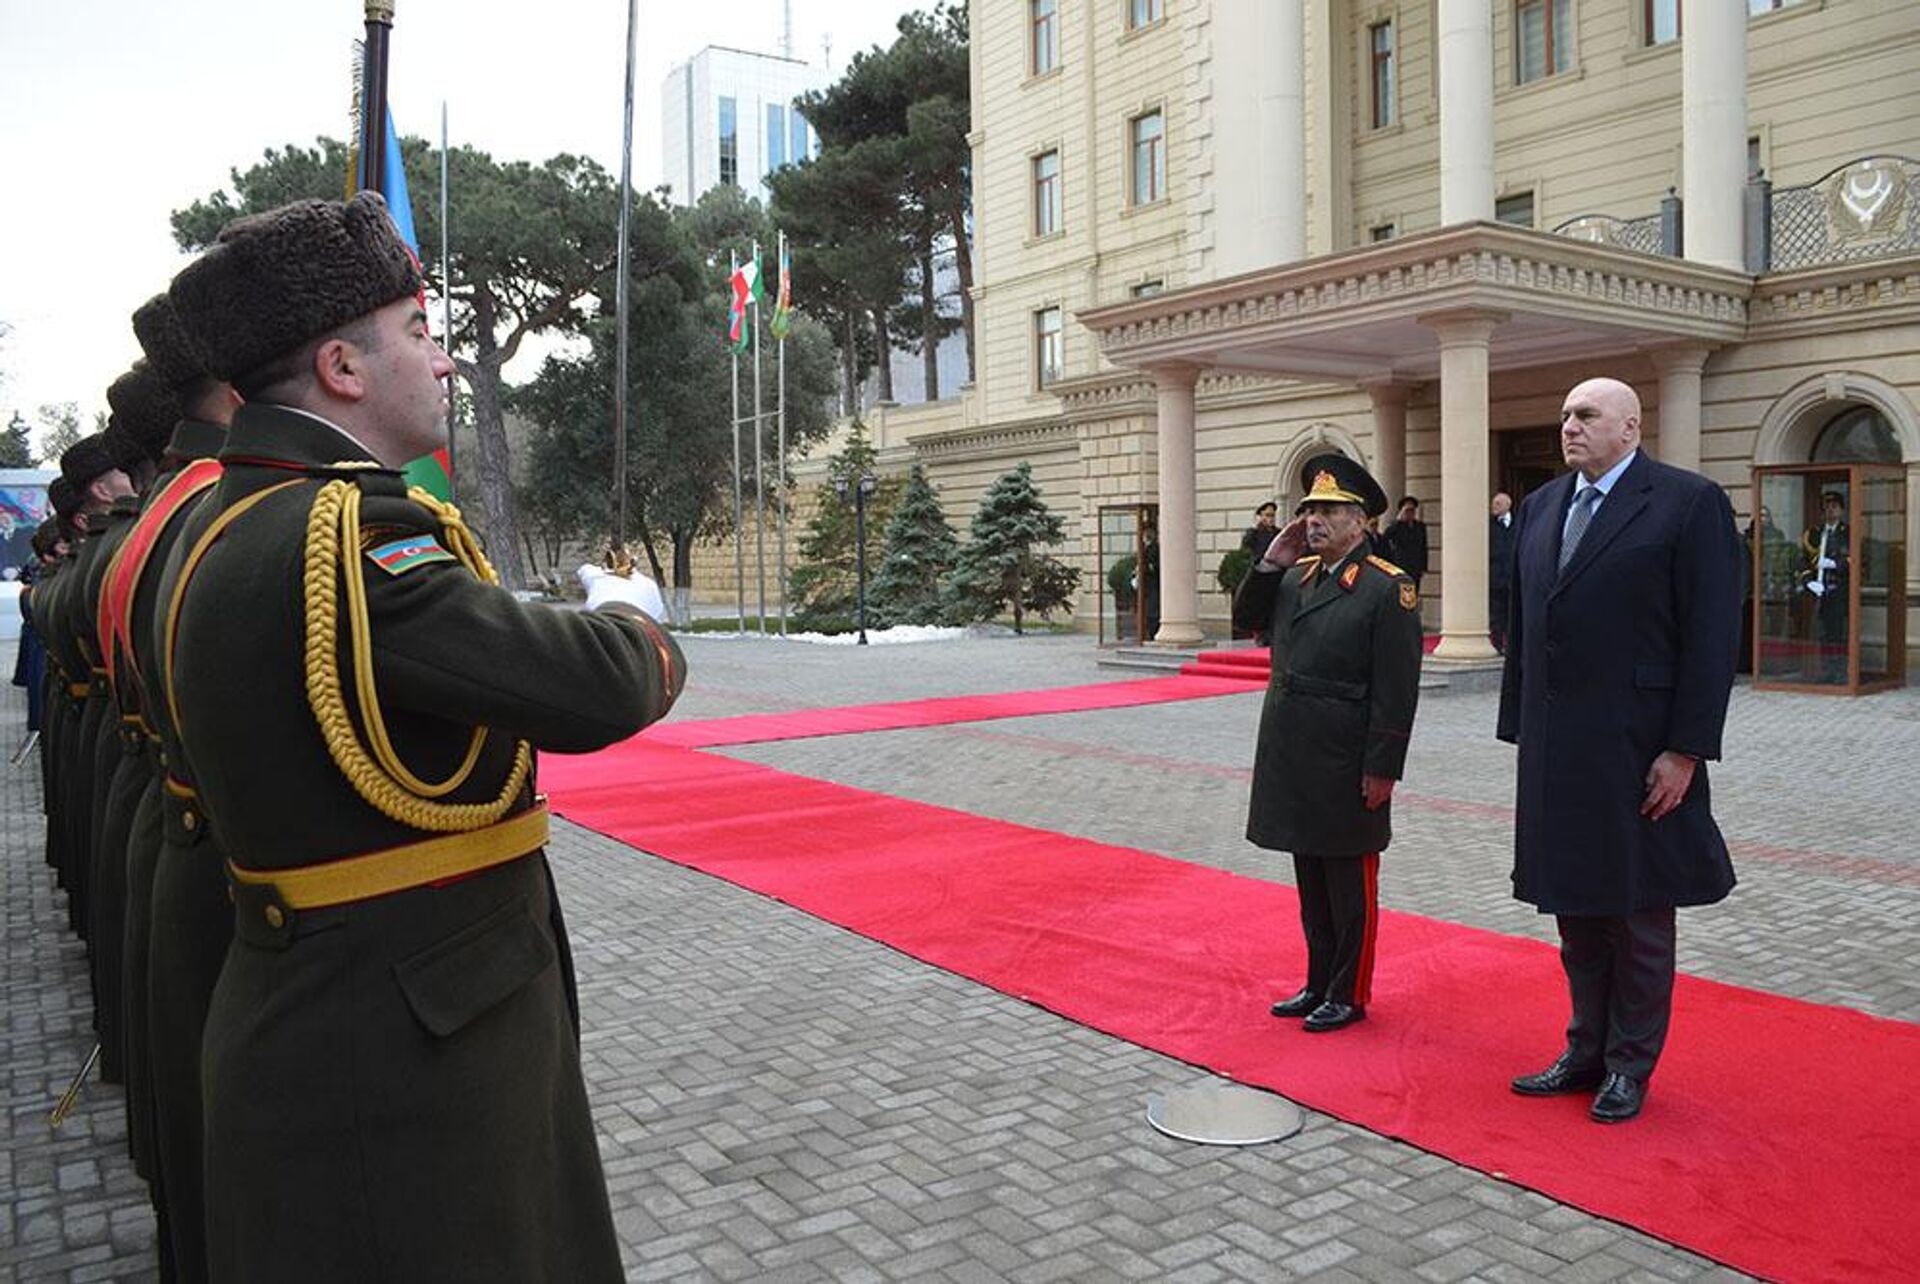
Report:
699,0,1920,677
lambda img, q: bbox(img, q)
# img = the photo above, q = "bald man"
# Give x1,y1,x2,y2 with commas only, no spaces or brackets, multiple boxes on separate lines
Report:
1496,377,1743,1123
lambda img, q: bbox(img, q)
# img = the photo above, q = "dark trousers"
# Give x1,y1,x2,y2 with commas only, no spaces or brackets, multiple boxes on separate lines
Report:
1556,909,1676,1082
1293,853,1380,1005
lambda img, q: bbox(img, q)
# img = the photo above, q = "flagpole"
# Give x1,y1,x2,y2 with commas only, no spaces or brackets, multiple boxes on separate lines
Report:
612,0,637,554
752,238,766,635
776,229,789,636
357,3,394,194
730,249,746,632
440,99,454,501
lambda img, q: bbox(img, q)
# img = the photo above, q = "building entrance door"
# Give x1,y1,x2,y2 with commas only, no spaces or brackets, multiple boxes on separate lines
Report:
1751,464,1907,694
1098,504,1160,645
1498,426,1566,506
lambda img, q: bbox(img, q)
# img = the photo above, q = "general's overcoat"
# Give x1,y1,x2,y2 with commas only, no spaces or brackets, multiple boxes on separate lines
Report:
167,404,684,1283
1234,551,1424,856
1495,452,1742,915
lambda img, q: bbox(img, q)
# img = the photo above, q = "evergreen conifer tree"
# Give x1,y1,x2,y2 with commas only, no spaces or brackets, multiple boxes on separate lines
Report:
789,423,899,632
867,465,958,627
946,462,1080,634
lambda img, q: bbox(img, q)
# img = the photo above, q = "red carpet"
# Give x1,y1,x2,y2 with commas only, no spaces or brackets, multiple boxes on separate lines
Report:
545,735,1920,1282
645,674,1254,748
1180,635,1444,682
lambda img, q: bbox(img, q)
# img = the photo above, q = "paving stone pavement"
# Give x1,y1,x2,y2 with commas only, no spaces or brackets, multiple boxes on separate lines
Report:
8,630,1913,1281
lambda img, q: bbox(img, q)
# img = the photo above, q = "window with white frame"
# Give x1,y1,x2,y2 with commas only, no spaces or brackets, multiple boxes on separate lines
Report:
1369,20,1396,129
1129,0,1164,30
1644,0,1678,44
1130,109,1166,205
1032,0,1059,75
1033,150,1062,237
1495,191,1536,227
1035,307,1063,388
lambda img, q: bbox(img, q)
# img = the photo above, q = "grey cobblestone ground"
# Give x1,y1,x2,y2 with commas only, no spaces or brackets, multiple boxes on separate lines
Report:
9,630,1909,1280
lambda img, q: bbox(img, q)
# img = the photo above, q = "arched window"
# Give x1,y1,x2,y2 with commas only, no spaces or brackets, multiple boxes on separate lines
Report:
1811,405,1902,463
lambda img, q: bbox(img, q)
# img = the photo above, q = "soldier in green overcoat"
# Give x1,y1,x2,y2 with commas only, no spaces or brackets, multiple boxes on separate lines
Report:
1233,454,1424,1033
164,192,684,1282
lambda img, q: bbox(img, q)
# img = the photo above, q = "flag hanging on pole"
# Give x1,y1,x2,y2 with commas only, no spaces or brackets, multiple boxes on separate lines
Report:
769,239,793,341
727,253,762,353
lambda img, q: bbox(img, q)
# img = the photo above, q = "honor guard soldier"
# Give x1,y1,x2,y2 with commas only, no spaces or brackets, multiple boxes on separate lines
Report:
165,191,682,1283
1233,454,1424,1033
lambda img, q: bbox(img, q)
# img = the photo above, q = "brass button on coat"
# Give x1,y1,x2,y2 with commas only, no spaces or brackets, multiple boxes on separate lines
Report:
182,809,198,831
264,904,285,929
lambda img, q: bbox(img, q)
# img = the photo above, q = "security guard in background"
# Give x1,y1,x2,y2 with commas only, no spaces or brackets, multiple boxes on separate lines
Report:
1233,454,1424,1033
164,191,682,1282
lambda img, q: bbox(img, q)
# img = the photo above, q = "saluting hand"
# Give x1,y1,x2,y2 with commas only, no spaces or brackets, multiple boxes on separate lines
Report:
1361,774,1395,811
1641,750,1697,821
1263,517,1309,569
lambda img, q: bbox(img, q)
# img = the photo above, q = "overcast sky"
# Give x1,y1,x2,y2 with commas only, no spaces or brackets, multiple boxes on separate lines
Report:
0,0,914,446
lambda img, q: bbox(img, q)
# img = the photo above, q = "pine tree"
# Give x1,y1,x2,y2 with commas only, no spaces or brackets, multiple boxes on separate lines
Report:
0,412,34,467
866,465,959,628
789,422,899,632
946,462,1081,634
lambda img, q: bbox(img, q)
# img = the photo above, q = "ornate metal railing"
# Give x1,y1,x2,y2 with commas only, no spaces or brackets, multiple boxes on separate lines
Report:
1552,208,1671,258
1763,155,1920,273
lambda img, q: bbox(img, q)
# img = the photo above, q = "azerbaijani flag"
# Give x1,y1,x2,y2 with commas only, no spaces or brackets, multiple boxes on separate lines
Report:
727,254,762,354
769,240,793,341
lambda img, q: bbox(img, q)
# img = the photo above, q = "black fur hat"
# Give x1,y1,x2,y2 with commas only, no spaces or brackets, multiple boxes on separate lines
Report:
32,517,66,559
60,432,121,491
106,363,182,459
131,292,213,392
168,191,421,382
47,477,80,520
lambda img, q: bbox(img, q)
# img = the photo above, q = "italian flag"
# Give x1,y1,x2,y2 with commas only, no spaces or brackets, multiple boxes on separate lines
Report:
727,255,762,353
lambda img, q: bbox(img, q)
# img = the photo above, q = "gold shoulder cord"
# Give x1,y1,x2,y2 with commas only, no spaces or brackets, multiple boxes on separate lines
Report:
304,479,531,833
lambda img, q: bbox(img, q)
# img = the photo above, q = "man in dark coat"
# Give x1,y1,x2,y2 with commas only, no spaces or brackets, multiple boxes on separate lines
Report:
1800,489,1849,682
1497,376,1741,1124
1233,454,1424,1033
1488,491,1516,652
164,192,684,1281
1240,501,1280,560
1379,496,1429,587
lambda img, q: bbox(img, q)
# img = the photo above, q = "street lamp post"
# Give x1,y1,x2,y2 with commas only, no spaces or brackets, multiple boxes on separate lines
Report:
833,471,878,645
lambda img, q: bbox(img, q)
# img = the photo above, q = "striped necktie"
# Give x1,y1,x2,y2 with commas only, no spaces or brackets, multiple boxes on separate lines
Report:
1558,486,1599,574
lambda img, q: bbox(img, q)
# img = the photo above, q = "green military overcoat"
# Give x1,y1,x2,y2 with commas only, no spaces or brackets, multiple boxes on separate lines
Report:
1233,548,1424,857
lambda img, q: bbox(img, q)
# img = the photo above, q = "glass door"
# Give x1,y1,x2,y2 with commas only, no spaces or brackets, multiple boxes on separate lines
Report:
1098,504,1159,645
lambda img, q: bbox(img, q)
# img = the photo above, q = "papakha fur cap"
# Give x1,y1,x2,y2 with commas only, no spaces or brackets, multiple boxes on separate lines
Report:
131,292,213,392
47,477,80,521
60,432,120,490
168,191,422,382
106,362,182,457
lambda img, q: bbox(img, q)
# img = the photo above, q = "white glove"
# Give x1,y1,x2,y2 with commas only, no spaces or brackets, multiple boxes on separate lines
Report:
1805,580,1825,597
582,565,667,618
1817,557,1837,571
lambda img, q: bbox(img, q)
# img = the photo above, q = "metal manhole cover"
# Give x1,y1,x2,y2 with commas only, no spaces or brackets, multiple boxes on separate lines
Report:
1146,1082,1304,1145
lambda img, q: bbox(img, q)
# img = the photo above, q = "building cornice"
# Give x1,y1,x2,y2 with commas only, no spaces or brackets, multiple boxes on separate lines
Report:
1747,256,1920,340
910,417,1077,464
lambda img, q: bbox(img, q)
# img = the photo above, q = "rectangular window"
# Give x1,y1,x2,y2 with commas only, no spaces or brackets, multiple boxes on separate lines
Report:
1129,0,1164,29
718,95,738,187
1515,0,1571,84
1035,306,1063,389
1748,134,1763,179
1369,21,1396,129
1644,0,1678,44
791,109,811,163
1495,191,1536,227
1370,221,1397,242
1131,280,1164,298
1748,0,1805,12
1032,0,1059,75
1131,110,1166,205
767,103,787,172
1032,150,1062,237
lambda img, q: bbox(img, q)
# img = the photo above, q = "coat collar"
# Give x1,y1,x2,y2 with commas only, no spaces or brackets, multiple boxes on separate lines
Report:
218,403,396,473
1553,450,1654,593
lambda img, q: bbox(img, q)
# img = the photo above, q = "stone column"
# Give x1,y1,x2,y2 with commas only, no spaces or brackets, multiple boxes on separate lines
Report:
1682,0,1747,271
1424,310,1506,660
1211,1,1307,271
1647,344,1713,474
1437,0,1495,224
1150,365,1206,647
1366,381,1412,509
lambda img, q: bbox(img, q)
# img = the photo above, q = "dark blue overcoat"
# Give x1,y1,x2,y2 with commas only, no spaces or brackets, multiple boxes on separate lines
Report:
1495,452,1742,916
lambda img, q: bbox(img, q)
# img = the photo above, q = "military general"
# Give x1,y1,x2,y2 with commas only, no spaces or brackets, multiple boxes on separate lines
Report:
1234,454,1424,1033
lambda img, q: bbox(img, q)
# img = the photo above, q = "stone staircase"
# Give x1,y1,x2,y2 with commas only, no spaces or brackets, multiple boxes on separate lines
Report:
1097,639,1504,694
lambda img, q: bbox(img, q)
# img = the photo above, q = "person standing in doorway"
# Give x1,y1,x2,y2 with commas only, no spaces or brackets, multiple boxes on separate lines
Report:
1488,492,1516,652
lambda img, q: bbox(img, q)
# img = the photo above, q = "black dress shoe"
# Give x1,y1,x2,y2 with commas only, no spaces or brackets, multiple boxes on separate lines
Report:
1510,1051,1606,1096
1589,1073,1645,1123
1270,988,1323,1018
1302,1000,1365,1032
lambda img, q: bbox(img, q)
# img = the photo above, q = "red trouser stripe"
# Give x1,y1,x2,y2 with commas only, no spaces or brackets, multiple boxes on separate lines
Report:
1354,852,1380,1006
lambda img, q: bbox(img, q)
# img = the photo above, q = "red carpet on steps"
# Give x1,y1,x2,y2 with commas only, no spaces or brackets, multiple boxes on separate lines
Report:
544,733,1920,1283
1181,635,1444,682
646,674,1253,749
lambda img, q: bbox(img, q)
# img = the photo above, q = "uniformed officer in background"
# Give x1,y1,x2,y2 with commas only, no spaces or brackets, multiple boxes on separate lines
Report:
163,191,683,1282
1233,454,1425,1033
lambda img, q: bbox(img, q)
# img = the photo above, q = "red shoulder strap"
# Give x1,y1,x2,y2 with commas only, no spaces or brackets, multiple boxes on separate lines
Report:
98,459,223,689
